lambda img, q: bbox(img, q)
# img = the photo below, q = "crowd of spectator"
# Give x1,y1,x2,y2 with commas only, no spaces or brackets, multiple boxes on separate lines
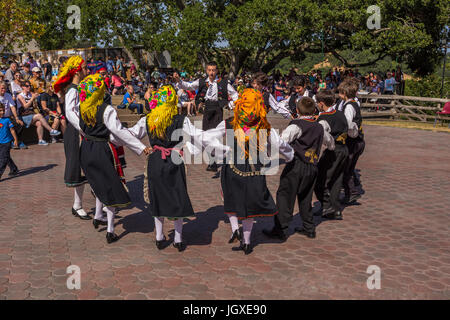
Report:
0,52,407,147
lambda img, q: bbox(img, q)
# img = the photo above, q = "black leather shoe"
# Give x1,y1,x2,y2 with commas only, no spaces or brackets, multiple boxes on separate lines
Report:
106,232,119,243
294,228,316,239
232,242,253,255
93,218,107,229
322,207,335,216
262,228,287,242
334,211,343,220
206,164,218,172
348,193,361,203
8,170,19,176
228,229,242,244
173,242,186,252
155,237,166,250
72,207,92,220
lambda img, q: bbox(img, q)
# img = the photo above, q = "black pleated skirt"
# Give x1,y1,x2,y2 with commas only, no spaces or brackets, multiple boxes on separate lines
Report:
80,140,130,207
63,122,87,187
144,149,194,218
221,163,277,220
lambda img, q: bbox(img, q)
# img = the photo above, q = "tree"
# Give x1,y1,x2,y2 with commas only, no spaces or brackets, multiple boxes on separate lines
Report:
0,0,45,54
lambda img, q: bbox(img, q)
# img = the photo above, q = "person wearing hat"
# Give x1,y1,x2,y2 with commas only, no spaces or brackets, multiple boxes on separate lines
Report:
53,55,90,220
128,84,216,251
30,67,45,94
78,74,151,243
198,88,294,254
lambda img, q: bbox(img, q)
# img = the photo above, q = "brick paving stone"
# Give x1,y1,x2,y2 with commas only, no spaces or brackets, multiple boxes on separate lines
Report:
1,121,449,299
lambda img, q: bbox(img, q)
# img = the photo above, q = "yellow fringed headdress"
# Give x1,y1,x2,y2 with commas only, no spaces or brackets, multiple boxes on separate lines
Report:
78,74,106,128
231,88,271,159
146,84,179,139
53,55,84,94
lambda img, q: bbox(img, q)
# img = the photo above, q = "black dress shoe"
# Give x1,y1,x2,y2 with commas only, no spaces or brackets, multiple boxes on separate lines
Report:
8,170,19,176
334,211,343,220
232,242,253,255
348,193,361,203
228,229,242,244
322,207,335,216
173,242,186,252
155,237,166,250
206,164,218,172
106,232,119,243
93,218,107,229
294,228,316,239
72,207,92,220
262,228,287,242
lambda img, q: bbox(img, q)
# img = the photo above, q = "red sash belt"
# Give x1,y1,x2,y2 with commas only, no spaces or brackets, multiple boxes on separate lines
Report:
153,145,184,159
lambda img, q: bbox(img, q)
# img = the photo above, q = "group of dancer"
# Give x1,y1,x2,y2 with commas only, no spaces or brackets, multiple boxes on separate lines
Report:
54,57,365,254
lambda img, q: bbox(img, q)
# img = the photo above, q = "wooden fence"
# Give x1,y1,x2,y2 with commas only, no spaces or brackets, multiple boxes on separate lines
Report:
354,94,449,124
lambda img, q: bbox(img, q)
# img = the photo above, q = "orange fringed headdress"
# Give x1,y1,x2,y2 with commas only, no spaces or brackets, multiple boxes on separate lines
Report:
53,56,84,94
231,88,271,159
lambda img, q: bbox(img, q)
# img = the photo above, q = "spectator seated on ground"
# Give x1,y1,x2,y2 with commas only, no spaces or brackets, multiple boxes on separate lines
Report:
40,83,66,142
177,88,195,116
16,80,60,146
118,85,144,115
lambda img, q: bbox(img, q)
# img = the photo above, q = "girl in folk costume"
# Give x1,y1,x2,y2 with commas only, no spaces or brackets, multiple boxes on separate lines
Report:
128,84,211,252
53,56,90,220
203,88,294,254
77,74,151,243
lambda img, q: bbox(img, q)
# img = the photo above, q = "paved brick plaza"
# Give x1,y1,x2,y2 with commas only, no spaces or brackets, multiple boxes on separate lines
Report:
0,118,449,300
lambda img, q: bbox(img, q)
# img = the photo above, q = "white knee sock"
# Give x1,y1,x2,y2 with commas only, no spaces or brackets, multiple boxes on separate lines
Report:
94,197,106,221
228,215,239,234
73,185,84,210
174,219,183,243
242,218,254,245
154,217,164,241
105,206,115,233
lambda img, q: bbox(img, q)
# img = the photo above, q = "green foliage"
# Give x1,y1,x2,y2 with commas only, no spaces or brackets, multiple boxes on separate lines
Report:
22,0,449,77
405,74,450,99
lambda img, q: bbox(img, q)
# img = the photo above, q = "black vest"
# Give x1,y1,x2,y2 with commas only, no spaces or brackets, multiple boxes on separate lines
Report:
343,100,364,138
288,90,317,116
79,103,110,141
317,110,348,145
289,118,324,166
195,78,228,109
147,114,185,148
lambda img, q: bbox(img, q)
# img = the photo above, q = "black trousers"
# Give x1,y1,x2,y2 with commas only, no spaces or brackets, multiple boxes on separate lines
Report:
0,142,18,178
274,158,318,234
343,137,365,195
315,144,349,212
202,102,224,165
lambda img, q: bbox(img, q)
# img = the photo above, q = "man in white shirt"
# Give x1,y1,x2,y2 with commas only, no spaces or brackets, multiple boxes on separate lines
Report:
173,61,239,172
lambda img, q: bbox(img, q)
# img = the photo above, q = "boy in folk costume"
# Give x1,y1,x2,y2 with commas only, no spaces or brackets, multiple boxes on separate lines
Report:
128,85,210,252
263,97,334,241
201,88,294,254
250,72,291,119
173,61,239,172
337,80,365,203
286,75,318,118
77,74,151,244
314,89,349,220
53,56,91,220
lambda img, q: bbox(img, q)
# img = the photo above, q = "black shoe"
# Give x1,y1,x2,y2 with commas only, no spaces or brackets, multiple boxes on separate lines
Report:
334,211,343,220
322,207,334,216
206,164,218,172
173,242,186,252
348,193,361,203
106,232,119,244
93,218,107,229
72,207,92,220
8,170,19,176
294,228,316,239
232,242,253,255
155,237,166,250
228,229,242,244
262,228,287,242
